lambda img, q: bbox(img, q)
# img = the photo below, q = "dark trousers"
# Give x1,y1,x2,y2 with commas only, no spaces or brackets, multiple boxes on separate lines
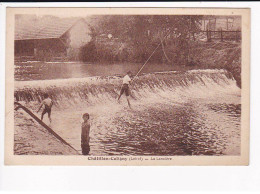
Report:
81,143,90,155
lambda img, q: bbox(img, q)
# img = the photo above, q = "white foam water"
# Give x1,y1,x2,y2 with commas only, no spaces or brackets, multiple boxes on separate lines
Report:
14,69,241,156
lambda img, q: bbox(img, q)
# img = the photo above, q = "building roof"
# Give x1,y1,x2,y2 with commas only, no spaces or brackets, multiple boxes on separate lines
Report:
15,17,86,41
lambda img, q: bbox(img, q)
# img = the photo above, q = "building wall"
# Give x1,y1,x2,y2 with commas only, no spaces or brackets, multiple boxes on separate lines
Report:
64,19,92,60
67,19,92,49
15,40,35,56
34,39,67,60
15,39,67,61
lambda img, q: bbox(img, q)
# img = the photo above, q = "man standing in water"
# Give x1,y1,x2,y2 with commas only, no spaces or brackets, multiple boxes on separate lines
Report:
81,113,90,155
118,71,132,108
37,93,53,123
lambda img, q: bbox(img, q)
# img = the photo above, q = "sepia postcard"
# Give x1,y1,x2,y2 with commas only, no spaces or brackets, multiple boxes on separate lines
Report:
5,7,250,165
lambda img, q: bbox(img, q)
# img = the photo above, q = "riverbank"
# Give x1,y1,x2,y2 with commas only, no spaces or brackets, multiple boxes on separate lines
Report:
81,40,241,87
14,110,78,155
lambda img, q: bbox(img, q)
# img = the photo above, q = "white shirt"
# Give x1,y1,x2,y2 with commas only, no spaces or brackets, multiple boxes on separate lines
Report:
41,98,52,108
123,75,131,85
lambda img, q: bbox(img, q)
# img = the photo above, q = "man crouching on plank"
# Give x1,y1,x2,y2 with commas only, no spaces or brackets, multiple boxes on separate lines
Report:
118,71,132,108
37,93,53,123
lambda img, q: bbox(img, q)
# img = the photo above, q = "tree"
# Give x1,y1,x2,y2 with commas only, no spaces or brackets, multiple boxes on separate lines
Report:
88,15,203,64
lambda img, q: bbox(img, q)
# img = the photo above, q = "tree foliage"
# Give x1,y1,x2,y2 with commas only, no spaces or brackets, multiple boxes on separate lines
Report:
85,15,203,64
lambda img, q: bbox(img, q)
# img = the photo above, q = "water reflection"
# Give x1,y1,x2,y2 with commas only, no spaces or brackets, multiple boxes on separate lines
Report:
15,62,181,81
15,61,196,81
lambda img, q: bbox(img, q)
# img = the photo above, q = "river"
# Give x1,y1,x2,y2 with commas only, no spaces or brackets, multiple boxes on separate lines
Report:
14,62,241,156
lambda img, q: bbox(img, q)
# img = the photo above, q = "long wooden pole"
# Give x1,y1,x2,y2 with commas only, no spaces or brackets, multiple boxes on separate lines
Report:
14,102,80,154
132,31,171,81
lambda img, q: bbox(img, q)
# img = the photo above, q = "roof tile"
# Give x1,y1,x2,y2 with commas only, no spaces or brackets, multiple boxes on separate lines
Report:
15,17,83,40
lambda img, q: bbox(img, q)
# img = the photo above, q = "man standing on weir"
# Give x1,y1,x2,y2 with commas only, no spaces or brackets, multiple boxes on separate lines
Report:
118,71,132,108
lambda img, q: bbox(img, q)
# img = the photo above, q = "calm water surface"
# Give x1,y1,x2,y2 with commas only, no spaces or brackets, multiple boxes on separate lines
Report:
15,61,182,81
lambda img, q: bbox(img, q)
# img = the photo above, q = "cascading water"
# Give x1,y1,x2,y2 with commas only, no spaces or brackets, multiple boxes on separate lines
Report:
14,69,241,156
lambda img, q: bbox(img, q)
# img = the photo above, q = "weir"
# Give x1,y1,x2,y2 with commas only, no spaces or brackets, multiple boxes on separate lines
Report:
14,69,239,108
13,69,241,156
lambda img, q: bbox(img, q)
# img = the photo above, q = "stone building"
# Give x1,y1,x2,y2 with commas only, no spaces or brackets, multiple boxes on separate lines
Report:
15,16,91,61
